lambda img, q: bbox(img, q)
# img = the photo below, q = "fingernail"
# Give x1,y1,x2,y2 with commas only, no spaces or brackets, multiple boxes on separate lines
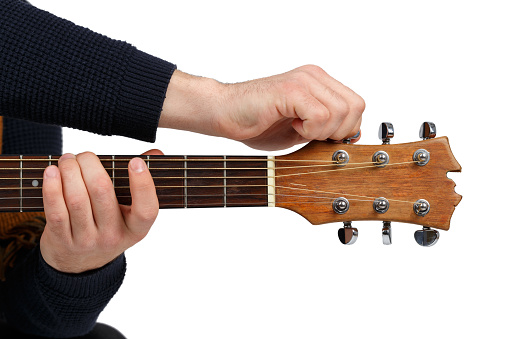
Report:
44,166,58,178
130,157,146,173
352,131,360,138
59,153,75,162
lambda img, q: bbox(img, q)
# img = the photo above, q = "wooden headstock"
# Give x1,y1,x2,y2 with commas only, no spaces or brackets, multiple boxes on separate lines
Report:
274,136,461,230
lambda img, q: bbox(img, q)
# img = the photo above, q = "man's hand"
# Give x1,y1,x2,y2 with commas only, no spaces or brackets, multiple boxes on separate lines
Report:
40,149,163,274
160,65,365,150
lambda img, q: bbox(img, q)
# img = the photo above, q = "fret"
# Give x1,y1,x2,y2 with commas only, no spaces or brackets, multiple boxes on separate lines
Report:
267,156,275,207
0,156,22,212
151,156,185,208
19,155,23,212
0,155,269,213
21,156,48,211
107,156,131,206
223,156,227,207
184,155,187,208
187,156,224,208
111,155,115,189
226,156,268,207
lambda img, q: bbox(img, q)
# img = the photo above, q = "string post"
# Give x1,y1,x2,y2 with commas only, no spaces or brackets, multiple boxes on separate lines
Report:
413,149,430,166
372,151,389,168
413,199,430,217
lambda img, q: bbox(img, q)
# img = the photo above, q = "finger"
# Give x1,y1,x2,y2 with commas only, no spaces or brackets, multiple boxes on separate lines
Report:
329,114,363,142
141,149,164,156
289,91,330,140
349,119,363,143
301,65,365,117
299,66,365,140
122,157,159,240
58,153,95,240
75,152,122,230
303,77,351,140
350,130,362,144
42,165,71,239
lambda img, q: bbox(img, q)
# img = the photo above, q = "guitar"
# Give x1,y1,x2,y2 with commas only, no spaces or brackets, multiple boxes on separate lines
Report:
0,123,461,246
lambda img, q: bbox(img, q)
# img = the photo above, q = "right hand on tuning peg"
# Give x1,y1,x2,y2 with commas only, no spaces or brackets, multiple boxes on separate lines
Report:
159,65,365,151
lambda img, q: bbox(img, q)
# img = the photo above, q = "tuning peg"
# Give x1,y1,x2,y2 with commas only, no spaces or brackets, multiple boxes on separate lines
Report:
414,227,439,247
338,221,358,245
419,122,436,140
378,122,394,144
382,221,392,245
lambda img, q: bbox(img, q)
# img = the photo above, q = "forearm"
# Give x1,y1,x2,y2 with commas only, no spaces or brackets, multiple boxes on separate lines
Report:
0,0,175,142
1,247,126,338
159,70,225,136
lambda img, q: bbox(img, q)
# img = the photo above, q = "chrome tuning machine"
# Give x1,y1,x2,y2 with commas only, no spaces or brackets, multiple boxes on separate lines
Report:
338,221,358,245
414,227,439,247
382,221,392,245
379,122,394,144
419,122,436,140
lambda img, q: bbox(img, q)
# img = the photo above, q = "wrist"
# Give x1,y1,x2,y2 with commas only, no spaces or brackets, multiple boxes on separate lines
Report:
159,70,226,137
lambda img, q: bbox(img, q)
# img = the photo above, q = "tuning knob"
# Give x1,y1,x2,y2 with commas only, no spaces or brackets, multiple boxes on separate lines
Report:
338,221,358,245
419,122,436,140
378,122,394,144
382,221,392,245
414,227,440,247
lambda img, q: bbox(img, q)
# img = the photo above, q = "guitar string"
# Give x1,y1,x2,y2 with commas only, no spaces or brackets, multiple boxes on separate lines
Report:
0,183,416,205
0,161,379,171
0,159,422,208
0,160,420,181
0,158,367,163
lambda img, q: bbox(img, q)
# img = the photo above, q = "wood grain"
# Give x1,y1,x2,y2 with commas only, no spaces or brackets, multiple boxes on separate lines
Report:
275,137,461,230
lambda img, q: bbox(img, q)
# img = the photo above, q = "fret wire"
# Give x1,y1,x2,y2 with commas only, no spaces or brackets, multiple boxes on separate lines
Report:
223,156,227,208
19,155,23,212
112,155,115,189
184,156,187,208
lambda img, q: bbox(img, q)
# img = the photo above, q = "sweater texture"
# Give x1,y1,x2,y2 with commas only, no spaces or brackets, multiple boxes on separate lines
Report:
0,0,176,336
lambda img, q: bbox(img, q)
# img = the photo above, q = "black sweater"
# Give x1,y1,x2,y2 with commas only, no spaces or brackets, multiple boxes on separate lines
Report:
0,0,176,337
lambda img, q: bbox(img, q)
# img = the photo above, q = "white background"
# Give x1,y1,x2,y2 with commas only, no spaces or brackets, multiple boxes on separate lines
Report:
28,1,509,338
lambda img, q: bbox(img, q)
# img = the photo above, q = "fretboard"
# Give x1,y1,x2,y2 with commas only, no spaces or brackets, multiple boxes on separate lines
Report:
0,155,271,213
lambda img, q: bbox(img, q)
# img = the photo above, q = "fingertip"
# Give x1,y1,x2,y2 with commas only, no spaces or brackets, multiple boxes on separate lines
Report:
142,149,164,156
58,153,76,163
129,157,147,173
44,165,60,179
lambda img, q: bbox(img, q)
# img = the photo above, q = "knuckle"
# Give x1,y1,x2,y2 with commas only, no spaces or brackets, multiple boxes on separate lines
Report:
78,235,97,252
137,206,159,224
314,106,330,123
58,158,76,173
298,64,325,75
90,176,113,197
100,230,123,249
76,151,97,162
293,70,313,84
66,195,87,211
140,208,159,224
353,96,366,115
46,212,67,226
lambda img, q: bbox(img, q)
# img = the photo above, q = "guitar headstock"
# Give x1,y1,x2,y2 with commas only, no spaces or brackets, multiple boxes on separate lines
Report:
274,122,461,245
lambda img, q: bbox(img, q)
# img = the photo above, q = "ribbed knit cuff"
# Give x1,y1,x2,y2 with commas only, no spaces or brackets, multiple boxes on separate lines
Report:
113,49,176,142
37,250,126,299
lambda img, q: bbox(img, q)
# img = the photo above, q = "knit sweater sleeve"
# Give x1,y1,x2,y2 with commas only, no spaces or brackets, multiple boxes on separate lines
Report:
0,0,176,142
1,247,126,338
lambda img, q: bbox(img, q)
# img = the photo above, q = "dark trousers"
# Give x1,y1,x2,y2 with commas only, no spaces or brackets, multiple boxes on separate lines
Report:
0,322,126,339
